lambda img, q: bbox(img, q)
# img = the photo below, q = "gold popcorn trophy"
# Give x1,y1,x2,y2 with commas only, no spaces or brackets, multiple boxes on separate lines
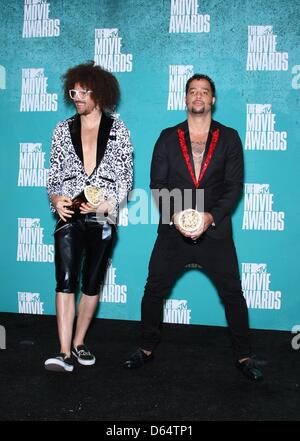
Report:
177,209,204,233
71,185,103,211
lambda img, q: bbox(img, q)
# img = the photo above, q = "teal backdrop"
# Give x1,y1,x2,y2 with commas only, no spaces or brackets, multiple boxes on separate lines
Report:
0,0,299,331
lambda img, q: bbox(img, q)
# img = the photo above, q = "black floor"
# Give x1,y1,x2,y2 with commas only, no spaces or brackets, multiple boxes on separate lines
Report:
0,312,299,422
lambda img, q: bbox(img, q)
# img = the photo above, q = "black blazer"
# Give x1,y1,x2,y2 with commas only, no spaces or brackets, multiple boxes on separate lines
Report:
150,119,244,239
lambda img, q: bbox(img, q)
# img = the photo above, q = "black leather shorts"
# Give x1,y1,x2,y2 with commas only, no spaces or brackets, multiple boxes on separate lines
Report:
54,213,116,295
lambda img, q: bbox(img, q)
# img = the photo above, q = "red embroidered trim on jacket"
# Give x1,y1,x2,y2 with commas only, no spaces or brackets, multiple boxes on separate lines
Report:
177,128,220,188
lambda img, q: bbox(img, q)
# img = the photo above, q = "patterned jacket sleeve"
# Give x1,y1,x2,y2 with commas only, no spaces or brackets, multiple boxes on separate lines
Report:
46,123,64,212
114,121,133,207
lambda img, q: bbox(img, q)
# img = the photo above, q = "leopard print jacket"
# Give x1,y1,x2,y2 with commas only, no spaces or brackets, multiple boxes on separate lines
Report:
46,113,133,221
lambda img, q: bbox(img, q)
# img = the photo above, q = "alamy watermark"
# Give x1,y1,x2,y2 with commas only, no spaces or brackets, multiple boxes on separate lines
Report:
291,325,300,350
97,188,205,226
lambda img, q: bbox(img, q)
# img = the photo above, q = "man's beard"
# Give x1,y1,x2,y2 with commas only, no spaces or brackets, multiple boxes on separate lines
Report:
76,103,97,116
191,106,205,114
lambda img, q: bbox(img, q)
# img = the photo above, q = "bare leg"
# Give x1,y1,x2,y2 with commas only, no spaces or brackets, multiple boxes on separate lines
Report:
56,292,75,357
73,293,99,348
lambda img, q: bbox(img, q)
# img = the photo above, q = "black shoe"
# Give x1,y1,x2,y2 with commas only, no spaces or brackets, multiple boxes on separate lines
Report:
44,353,74,372
72,344,96,366
123,348,154,369
236,355,267,381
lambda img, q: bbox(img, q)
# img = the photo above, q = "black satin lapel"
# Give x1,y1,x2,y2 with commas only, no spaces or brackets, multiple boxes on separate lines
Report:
68,114,83,163
96,113,114,168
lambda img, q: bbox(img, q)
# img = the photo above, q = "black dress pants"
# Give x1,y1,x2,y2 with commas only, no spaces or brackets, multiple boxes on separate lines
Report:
141,226,251,359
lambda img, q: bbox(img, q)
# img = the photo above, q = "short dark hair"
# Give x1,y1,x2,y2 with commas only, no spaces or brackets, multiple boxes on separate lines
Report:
185,74,216,97
62,60,120,112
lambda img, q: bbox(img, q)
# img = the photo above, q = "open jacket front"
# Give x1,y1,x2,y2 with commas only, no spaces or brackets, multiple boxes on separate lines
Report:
47,113,133,221
150,119,244,239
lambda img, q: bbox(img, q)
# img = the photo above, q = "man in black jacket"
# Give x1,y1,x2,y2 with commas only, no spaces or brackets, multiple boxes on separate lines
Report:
124,74,265,381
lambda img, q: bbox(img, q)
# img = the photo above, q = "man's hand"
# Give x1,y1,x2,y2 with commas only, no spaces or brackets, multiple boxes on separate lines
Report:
79,202,97,214
51,195,74,222
173,211,214,240
189,212,214,240
97,200,114,214
173,211,191,237
79,200,114,215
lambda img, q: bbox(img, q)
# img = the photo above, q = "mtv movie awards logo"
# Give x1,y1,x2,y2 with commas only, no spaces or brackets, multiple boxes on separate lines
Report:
17,218,54,262
18,291,45,314
169,0,210,33
18,143,48,187
168,65,194,110
100,260,127,303
94,29,133,72
20,68,58,112
245,104,287,151
242,184,285,231
164,299,191,324
22,0,60,38
246,26,288,71
242,263,281,310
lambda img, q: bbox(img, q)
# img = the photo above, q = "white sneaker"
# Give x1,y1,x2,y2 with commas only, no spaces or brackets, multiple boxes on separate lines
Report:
44,353,74,372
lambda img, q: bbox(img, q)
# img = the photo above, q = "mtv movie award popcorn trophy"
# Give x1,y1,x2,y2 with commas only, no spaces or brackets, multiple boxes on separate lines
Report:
177,208,204,234
71,185,103,212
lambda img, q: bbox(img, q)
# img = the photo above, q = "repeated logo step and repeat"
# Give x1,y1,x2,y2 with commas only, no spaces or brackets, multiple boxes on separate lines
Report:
246,26,288,71
94,29,133,72
22,0,60,38
169,0,210,33
241,263,281,310
1,0,298,329
242,183,285,231
20,68,58,112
